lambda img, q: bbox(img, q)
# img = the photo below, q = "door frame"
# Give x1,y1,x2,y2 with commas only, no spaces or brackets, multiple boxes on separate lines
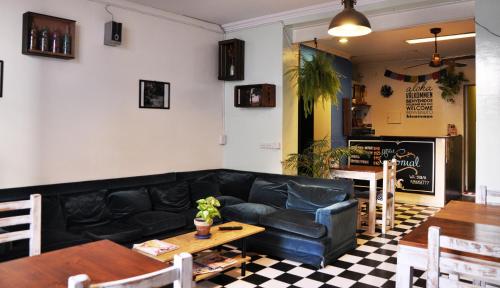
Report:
463,84,476,192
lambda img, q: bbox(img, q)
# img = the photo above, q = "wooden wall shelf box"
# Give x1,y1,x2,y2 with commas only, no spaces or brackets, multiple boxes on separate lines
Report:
234,84,276,108
22,12,76,60
218,39,244,81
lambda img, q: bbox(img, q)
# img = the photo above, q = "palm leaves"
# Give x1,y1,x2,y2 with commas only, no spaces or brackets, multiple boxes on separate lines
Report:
286,52,341,117
282,138,366,179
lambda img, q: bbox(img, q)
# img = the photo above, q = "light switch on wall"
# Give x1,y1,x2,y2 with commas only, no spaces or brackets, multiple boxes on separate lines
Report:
260,142,281,150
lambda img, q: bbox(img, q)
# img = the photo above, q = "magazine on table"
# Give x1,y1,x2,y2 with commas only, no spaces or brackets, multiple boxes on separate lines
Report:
133,240,178,256
194,253,238,272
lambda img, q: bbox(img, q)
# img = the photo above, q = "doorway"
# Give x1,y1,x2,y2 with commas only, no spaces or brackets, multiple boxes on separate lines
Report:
464,84,476,193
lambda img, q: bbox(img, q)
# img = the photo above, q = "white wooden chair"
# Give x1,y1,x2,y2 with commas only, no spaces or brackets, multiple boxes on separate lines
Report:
427,226,500,288
68,252,193,288
355,159,396,234
0,194,41,256
476,185,500,206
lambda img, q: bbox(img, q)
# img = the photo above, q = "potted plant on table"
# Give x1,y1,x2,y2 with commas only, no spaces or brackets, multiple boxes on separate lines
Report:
194,196,221,239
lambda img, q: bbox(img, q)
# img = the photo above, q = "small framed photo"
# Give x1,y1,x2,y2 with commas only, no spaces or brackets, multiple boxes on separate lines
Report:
0,60,3,98
139,80,170,109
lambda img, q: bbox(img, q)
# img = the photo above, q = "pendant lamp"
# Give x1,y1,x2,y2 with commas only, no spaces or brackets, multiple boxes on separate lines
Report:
328,0,372,37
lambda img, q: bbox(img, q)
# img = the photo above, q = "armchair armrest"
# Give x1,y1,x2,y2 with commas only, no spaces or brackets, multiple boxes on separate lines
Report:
315,199,358,244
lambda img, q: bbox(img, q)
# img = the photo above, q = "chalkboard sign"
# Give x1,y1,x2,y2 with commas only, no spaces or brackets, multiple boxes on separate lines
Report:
349,139,435,195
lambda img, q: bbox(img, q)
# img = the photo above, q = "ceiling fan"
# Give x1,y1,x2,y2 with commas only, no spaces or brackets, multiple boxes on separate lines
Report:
406,28,475,69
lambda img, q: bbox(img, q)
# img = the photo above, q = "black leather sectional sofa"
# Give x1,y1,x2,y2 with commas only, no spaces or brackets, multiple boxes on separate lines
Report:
0,169,357,267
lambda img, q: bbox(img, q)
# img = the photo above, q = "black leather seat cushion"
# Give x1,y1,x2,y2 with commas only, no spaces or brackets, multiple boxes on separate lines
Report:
221,203,277,225
126,211,186,237
260,209,326,239
83,222,143,243
42,229,91,252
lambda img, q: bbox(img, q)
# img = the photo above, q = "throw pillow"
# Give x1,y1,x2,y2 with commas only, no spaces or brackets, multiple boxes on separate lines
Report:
61,189,110,226
217,171,256,201
149,181,190,212
107,187,152,219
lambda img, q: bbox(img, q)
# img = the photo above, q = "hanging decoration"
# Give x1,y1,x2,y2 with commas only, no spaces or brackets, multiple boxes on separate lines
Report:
384,69,447,83
380,85,393,97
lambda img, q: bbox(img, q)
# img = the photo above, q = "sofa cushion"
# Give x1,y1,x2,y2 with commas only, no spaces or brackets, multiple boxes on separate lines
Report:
83,222,143,244
221,203,277,225
126,211,186,237
260,209,326,239
248,178,288,209
107,187,152,219
286,181,346,214
217,171,256,201
150,182,190,213
61,190,110,226
42,196,66,229
216,195,246,207
42,229,91,252
190,180,221,203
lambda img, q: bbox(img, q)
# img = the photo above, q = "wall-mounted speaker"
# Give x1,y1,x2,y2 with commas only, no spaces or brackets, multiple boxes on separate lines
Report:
104,21,122,46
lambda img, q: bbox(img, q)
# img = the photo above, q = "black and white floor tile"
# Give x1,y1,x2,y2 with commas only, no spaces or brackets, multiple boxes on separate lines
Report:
197,203,440,288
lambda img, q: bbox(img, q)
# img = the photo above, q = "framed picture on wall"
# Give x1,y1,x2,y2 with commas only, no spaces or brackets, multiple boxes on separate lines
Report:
139,80,170,109
0,60,3,98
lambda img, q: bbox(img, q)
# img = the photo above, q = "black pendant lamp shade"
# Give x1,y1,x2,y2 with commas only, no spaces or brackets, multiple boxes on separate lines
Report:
328,0,372,37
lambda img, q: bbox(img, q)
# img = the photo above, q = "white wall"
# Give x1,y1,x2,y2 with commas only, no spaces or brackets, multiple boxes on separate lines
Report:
0,0,223,188
223,23,284,173
476,0,500,191
355,60,475,137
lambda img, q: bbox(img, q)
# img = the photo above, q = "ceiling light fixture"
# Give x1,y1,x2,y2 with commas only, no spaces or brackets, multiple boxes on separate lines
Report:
328,0,372,37
339,38,349,44
406,32,475,44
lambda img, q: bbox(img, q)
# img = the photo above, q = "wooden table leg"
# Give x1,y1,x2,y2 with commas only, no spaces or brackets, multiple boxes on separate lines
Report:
368,177,377,235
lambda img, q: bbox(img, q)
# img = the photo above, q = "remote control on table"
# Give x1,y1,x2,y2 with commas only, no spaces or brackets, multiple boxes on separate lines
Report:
219,226,243,231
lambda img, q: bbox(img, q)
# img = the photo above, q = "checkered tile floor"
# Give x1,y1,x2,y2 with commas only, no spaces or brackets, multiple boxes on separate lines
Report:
197,203,440,288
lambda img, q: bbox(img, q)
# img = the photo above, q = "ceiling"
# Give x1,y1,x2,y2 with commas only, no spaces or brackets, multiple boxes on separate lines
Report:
125,0,335,25
311,19,475,66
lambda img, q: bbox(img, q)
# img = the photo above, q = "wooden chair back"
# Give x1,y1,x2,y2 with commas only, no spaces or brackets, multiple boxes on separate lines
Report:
68,252,193,288
477,185,500,206
0,194,41,256
427,226,500,288
382,159,397,201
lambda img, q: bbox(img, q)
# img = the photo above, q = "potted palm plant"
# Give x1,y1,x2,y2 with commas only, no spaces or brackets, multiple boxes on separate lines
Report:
194,196,221,239
283,138,366,179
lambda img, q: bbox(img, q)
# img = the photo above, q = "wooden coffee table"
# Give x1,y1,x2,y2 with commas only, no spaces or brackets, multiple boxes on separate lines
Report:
139,221,265,281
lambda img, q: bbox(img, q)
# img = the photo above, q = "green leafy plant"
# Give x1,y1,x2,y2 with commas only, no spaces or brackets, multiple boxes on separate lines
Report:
195,196,221,224
282,138,366,179
436,67,468,103
286,52,341,117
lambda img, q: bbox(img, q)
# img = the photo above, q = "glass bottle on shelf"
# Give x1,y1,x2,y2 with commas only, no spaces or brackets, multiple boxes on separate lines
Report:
51,31,60,54
62,27,71,55
40,27,49,52
29,24,38,51
228,45,235,77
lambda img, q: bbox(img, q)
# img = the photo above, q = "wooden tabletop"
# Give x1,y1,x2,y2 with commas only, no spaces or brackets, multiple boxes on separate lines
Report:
399,217,500,263
0,240,168,288
434,200,500,226
145,221,265,263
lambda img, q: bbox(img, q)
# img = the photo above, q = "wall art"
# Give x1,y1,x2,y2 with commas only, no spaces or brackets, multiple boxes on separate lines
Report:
406,81,433,119
139,80,170,109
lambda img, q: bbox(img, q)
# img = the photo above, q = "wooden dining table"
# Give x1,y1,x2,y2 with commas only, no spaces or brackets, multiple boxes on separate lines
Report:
0,240,168,288
330,165,383,235
395,200,500,288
